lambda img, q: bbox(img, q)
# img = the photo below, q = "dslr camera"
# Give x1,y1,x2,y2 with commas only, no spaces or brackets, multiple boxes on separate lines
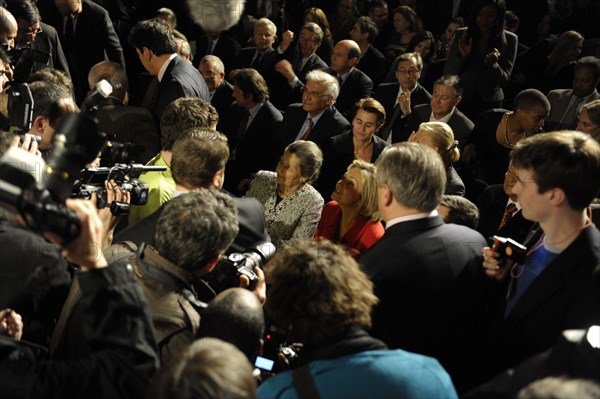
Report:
489,235,528,265
207,242,276,292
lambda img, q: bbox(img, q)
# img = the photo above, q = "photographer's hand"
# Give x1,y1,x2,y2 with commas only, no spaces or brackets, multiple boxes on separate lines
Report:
0,309,23,340
98,179,130,248
45,197,108,271
11,134,41,158
239,266,266,305
482,246,512,280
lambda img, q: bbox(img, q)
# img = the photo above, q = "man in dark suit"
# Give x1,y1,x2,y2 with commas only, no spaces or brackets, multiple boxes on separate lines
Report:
198,55,234,132
374,52,431,143
88,61,160,165
405,75,474,145
221,68,283,195
129,19,209,126
325,39,373,120
545,56,600,131
350,16,388,87
38,0,124,104
272,22,328,110
7,0,71,78
234,17,281,78
192,29,240,75
115,128,270,254
476,163,533,244
359,143,487,391
278,69,351,152
480,132,600,384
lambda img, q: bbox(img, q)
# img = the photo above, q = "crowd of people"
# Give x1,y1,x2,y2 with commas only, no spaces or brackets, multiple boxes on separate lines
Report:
0,0,600,398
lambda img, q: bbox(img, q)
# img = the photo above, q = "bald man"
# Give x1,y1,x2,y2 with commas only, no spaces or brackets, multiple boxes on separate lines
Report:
324,39,373,120
0,7,17,49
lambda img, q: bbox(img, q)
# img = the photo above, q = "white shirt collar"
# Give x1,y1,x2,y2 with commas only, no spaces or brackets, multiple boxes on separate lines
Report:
385,210,439,230
158,53,178,82
429,108,455,124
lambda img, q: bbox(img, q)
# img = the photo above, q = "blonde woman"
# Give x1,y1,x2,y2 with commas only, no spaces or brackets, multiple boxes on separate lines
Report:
315,160,384,257
409,121,465,195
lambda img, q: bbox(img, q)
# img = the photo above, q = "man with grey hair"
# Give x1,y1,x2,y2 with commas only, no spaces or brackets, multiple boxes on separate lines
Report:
198,55,233,132
359,142,486,391
406,74,474,144
278,69,351,152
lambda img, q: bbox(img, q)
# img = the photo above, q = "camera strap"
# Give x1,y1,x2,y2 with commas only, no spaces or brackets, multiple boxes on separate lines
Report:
292,365,321,399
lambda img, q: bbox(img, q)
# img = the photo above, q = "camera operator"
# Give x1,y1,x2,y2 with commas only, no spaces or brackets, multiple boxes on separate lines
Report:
25,80,76,154
0,197,159,399
479,131,600,383
258,240,457,398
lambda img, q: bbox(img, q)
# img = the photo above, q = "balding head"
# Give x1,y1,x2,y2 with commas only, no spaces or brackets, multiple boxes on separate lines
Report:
88,61,128,102
199,288,264,362
0,8,17,48
331,39,361,74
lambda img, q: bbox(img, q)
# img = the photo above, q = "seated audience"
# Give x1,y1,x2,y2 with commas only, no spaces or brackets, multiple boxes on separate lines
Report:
246,141,324,248
383,6,421,61
577,99,600,141
150,338,256,399
315,98,389,198
437,194,480,229
258,240,458,398
545,56,600,132
462,88,550,185
315,159,384,257
409,121,465,196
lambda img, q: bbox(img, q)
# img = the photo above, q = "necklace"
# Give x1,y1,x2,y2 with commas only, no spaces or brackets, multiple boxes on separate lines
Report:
503,113,527,147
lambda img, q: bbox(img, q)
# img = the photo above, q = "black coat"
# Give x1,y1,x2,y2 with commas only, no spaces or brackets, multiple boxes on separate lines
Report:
324,67,373,121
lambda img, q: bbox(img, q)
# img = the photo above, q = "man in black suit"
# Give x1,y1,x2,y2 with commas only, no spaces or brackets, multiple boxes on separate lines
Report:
359,143,487,391
480,132,600,384
476,163,533,244
234,17,283,78
221,68,283,195
374,52,431,143
278,69,351,151
405,74,474,145
272,22,328,110
38,0,125,104
192,29,240,75
350,16,388,87
88,61,160,165
115,128,270,254
325,39,373,120
129,19,209,125
7,0,71,78
198,55,234,132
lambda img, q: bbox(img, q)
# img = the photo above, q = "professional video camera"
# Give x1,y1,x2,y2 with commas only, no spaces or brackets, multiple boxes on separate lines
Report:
489,235,528,265
0,112,106,244
73,163,167,215
205,241,276,292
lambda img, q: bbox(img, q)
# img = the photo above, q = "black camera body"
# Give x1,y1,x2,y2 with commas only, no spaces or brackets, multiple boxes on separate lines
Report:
1,44,51,84
205,242,275,292
489,235,528,265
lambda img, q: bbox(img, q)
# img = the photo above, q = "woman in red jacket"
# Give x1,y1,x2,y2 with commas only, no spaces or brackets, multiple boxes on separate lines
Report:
315,159,384,257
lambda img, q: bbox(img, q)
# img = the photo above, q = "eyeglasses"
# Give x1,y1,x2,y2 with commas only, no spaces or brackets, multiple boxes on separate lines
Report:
397,68,421,75
18,26,43,36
